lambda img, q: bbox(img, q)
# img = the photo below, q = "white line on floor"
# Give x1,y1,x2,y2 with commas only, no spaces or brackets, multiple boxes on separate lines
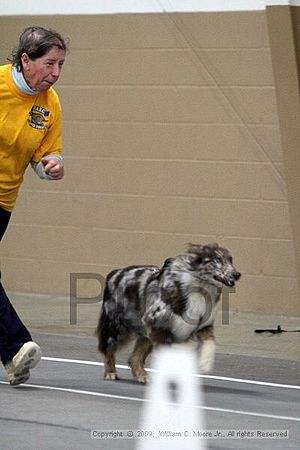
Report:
0,380,299,423
42,356,300,390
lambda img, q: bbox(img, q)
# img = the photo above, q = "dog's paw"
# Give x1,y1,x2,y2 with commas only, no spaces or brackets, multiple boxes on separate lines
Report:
144,300,169,324
136,373,150,384
104,372,120,381
129,358,150,383
199,356,214,374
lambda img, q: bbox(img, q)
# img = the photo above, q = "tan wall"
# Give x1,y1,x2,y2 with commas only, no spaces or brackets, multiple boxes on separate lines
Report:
0,11,299,316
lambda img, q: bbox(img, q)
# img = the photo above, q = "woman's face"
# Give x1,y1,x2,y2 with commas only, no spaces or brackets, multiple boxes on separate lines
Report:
21,46,65,92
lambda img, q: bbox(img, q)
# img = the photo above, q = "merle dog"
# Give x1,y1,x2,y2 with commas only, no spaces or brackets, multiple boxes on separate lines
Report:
96,243,241,382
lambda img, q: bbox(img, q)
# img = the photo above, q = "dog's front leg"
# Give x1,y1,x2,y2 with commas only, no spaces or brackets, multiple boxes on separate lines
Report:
195,326,216,374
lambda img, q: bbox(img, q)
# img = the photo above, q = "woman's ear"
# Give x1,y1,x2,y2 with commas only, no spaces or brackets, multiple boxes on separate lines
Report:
20,53,30,70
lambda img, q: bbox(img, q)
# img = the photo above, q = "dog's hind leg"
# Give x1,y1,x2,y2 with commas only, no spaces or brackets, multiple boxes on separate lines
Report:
103,338,120,380
96,303,121,380
196,326,216,374
128,336,153,383
104,353,119,380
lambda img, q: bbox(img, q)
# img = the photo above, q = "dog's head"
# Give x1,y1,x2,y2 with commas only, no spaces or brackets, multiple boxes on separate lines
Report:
182,243,241,288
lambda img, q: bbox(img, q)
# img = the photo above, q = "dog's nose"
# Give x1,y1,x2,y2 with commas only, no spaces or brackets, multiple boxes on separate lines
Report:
233,271,241,281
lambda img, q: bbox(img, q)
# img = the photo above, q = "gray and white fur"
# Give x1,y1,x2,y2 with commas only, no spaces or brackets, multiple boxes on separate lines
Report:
96,243,241,383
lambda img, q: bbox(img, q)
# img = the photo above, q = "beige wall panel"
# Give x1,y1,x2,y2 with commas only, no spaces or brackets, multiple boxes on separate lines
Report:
224,238,297,280
266,6,300,309
63,14,188,49
12,192,291,248
221,87,278,124
0,15,188,50
260,240,297,278
8,194,296,280
273,163,285,179
222,237,297,278
62,49,213,86
0,51,11,65
235,276,299,316
2,226,204,269
195,49,274,86
57,86,239,123
0,12,269,50
6,196,292,250
172,12,268,48
61,49,273,88
58,86,277,126
21,158,285,202
3,260,106,297
63,122,280,163
247,125,283,163
291,7,300,77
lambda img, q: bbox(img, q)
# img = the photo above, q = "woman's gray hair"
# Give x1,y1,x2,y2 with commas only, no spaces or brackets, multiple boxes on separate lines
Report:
9,26,68,71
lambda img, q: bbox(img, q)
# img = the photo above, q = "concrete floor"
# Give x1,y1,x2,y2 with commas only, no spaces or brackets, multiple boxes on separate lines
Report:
0,292,299,450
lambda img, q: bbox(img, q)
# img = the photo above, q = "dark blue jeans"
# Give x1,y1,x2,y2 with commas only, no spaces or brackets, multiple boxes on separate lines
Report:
0,207,32,365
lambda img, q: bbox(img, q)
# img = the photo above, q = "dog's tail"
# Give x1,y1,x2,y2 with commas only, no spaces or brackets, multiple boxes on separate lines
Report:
96,283,119,355
96,282,147,355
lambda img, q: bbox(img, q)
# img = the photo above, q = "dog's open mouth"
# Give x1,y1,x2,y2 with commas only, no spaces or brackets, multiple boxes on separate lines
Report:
213,274,236,287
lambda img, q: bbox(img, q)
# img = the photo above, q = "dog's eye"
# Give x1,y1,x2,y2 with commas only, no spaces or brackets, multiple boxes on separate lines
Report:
203,258,211,264
214,257,223,264
195,256,212,265
194,256,203,264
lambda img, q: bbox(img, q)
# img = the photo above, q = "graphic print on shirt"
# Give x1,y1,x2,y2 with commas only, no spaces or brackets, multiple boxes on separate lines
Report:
28,105,50,130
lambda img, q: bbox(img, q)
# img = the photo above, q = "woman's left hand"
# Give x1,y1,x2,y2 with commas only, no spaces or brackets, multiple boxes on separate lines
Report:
42,157,64,180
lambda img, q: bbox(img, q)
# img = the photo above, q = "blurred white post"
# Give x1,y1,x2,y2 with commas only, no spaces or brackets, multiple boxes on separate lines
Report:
136,346,206,450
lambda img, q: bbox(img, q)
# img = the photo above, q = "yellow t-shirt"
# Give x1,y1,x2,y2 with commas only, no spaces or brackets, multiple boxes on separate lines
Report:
0,64,62,211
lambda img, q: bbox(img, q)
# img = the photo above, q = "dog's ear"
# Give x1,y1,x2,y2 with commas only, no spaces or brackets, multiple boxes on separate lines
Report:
161,257,174,269
208,242,220,250
186,242,222,264
186,243,207,265
151,257,174,280
187,242,221,254
186,243,203,254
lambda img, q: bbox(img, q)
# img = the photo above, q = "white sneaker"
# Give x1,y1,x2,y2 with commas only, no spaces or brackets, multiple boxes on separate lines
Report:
5,341,42,386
